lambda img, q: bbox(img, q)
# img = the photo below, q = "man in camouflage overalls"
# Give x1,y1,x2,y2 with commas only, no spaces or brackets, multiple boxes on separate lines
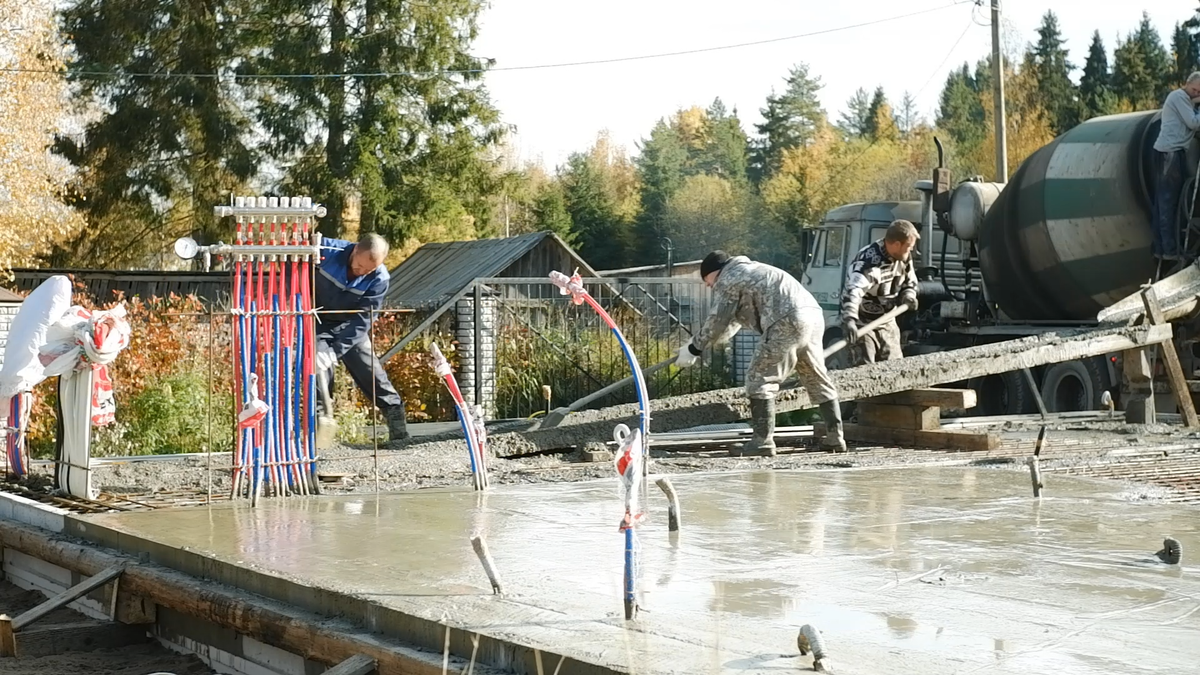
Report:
675,251,847,455
841,219,920,365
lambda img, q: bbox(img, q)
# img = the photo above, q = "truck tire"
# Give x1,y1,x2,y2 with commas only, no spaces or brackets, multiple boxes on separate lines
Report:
969,371,1037,416
823,330,850,371
1040,359,1109,412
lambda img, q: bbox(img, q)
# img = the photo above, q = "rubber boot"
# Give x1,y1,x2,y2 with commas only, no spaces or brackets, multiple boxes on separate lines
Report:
734,397,777,457
385,404,410,443
818,400,847,453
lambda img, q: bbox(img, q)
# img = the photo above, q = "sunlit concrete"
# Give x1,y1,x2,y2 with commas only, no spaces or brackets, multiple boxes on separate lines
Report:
72,466,1200,674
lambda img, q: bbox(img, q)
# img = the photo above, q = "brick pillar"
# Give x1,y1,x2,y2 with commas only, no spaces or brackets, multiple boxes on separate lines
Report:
455,295,496,418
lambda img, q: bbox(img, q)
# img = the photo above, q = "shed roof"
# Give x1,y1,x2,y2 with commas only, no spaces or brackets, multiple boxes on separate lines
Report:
384,231,595,310
0,287,22,303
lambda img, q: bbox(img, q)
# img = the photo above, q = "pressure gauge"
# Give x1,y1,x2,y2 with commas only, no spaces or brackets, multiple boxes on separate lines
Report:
174,237,199,260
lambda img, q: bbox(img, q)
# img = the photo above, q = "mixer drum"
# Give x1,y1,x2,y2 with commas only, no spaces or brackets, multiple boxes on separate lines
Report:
978,111,1167,321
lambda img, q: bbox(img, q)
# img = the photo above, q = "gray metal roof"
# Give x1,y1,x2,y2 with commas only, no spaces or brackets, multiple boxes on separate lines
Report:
384,231,595,310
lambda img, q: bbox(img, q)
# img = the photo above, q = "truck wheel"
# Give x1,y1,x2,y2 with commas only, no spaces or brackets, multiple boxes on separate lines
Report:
823,330,850,371
1040,359,1108,412
970,371,1036,416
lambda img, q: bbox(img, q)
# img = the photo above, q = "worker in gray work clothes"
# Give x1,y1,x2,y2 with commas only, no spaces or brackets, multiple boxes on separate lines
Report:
1151,71,1200,261
841,219,919,365
674,251,847,455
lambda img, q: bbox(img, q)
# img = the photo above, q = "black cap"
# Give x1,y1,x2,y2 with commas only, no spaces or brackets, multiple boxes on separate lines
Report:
701,250,731,278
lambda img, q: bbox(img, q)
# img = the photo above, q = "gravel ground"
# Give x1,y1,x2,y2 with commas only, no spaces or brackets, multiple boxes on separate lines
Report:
0,581,213,674
23,417,1195,499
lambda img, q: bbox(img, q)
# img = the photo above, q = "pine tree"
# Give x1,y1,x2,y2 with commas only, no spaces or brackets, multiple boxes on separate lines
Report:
1080,30,1119,118
632,120,687,264
237,0,504,242
561,150,631,270
1031,10,1081,134
531,182,574,245
838,87,872,139
752,63,828,182
56,0,257,254
863,87,900,142
1113,12,1172,109
1172,22,1199,85
936,64,986,151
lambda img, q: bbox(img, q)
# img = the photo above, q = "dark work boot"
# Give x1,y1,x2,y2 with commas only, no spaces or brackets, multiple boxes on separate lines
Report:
818,400,847,453
385,404,409,443
734,397,777,457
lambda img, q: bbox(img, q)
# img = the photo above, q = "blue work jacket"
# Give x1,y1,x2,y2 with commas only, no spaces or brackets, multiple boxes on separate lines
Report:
315,237,390,358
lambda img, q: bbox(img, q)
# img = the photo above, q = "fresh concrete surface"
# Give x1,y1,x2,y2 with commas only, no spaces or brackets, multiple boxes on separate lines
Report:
69,466,1200,674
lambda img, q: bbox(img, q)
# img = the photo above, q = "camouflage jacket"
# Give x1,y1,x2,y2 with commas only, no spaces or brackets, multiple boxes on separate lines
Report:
690,256,819,352
841,240,918,321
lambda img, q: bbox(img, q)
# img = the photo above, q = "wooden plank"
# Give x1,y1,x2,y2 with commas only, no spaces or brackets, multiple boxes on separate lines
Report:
840,424,1000,452
1142,289,1200,428
324,653,377,675
0,616,14,657
511,323,1173,455
17,620,149,657
12,563,124,631
856,402,940,431
866,388,976,409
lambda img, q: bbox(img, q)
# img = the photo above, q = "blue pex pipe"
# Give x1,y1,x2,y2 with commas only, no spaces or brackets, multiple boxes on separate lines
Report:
272,294,283,486
293,292,305,481
457,404,479,475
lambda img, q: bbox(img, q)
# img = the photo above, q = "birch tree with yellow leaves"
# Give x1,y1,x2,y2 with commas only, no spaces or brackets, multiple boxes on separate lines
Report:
0,0,81,271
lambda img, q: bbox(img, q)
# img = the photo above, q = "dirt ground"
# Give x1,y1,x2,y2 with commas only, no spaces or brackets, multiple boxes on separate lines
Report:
0,580,214,675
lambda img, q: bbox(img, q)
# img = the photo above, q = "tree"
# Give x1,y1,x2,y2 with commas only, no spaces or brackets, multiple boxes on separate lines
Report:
838,87,872,139
531,182,574,245
1030,10,1081,134
936,64,987,152
696,99,750,183
633,120,687,264
752,63,828,182
0,0,83,270
1080,30,1121,118
55,0,256,265
561,132,638,270
1171,21,1199,85
236,0,505,244
1113,12,1172,109
660,175,749,260
864,87,900,143
897,91,922,136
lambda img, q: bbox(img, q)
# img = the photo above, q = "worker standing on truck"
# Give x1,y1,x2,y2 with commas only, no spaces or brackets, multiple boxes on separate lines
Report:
674,251,847,455
313,232,409,443
840,219,920,365
1151,71,1200,261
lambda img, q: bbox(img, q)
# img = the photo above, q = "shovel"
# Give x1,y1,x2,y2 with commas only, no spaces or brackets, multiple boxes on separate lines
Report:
315,369,338,449
821,304,909,359
540,356,676,428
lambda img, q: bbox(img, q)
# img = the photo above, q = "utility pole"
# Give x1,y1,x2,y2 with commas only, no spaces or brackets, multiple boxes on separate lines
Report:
991,0,1008,181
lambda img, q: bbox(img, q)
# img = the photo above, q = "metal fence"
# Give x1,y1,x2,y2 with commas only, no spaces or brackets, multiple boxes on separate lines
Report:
387,276,738,421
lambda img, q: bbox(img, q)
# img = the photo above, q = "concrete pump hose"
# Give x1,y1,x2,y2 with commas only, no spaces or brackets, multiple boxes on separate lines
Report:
1156,537,1183,565
797,624,828,671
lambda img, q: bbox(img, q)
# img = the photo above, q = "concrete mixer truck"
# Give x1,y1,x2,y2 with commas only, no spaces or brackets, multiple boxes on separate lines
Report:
802,109,1200,417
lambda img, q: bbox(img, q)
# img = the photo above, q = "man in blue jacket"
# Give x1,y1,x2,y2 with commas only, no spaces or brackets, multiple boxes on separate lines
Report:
315,232,408,442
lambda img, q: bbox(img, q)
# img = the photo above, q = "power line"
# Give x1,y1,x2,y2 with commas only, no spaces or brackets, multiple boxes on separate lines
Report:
0,1,971,80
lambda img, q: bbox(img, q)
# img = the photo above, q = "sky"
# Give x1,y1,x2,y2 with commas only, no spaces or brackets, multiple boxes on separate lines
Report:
472,0,1200,170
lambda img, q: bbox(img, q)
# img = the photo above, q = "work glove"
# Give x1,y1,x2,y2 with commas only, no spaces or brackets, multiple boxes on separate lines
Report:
898,292,918,312
841,317,860,345
675,343,700,368
316,340,338,373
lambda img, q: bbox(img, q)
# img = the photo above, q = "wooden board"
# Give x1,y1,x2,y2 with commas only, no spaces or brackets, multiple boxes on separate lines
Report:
841,424,1000,451
13,563,124,630
856,402,941,431
865,388,976,409
17,620,149,657
325,653,377,675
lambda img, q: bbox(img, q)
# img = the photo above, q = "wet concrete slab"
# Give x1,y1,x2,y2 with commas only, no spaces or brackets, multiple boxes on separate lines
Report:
68,466,1200,674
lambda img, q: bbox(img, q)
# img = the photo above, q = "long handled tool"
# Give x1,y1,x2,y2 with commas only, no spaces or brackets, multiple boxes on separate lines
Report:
540,356,675,429
821,304,909,359
314,369,337,450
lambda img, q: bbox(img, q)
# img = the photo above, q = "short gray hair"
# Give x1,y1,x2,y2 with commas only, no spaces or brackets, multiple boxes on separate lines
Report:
356,232,389,262
885,219,920,243
1187,71,1200,85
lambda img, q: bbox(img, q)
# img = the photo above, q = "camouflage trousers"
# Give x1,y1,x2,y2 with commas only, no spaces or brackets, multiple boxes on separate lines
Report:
745,306,839,405
850,317,902,365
